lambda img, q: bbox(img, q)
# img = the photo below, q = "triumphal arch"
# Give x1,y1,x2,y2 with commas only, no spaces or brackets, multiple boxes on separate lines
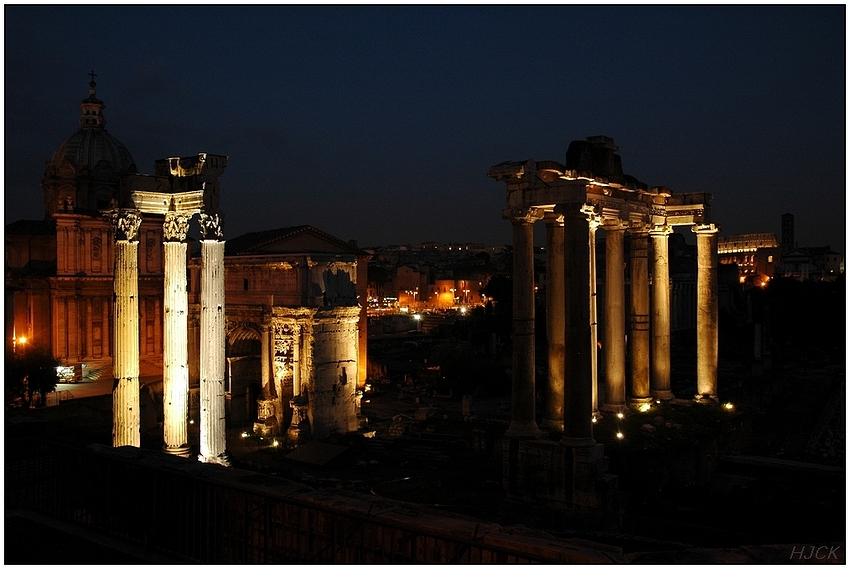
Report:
489,136,719,517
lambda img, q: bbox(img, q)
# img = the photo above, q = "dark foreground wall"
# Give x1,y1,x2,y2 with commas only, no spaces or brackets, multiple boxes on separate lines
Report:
4,439,618,563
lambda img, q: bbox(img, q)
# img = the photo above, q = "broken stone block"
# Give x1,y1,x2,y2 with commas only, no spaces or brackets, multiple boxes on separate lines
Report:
641,424,656,433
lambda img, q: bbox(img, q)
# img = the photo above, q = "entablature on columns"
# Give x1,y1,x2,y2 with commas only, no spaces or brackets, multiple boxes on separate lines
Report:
501,207,544,225
489,147,712,228
692,223,720,235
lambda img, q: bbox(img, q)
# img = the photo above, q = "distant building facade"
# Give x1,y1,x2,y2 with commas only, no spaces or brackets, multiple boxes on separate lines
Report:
717,233,780,287
5,79,164,382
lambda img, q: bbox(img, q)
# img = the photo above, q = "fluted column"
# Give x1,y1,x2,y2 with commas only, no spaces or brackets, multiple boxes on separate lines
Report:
106,209,141,448
602,223,627,413
650,226,673,400
561,204,595,447
260,322,273,398
629,229,652,402
198,213,229,466
589,216,601,416
162,212,192,457
543,213,565,433
503,207,544,439
694,224,720,403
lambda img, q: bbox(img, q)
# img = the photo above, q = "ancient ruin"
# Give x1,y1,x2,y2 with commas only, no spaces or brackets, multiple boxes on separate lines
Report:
489,136,718,517
112,153,229,463
190,226,370,444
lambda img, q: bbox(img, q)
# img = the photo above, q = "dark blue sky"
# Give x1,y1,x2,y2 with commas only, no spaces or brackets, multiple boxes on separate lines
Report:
5,6,846,251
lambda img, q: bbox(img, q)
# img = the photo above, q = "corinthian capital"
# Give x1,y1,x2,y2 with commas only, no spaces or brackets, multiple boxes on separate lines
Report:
199,212,224,240
163,212,191,242
104,209,142,241
649,224,673,237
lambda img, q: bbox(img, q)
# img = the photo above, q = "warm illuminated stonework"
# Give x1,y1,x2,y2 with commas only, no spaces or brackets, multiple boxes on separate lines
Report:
106,209,142,447
188,225,369,448
490,136,720,519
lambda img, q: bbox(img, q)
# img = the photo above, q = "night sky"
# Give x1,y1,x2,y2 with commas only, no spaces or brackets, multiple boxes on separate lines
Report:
5,6,846,252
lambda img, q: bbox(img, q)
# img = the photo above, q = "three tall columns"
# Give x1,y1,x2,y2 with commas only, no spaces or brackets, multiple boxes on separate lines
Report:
108,207,230,461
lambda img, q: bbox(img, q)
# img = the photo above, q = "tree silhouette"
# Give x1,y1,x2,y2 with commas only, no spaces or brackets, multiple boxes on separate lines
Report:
6,347,60,408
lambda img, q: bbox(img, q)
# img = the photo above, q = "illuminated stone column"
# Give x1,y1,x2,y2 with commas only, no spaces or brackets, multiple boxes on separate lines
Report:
588,216,601,417
602,223,627,413
106,209,142,448
287,322,310,446
162,212,192,457
542,212,565,433
650,226,673,401
629,229,652,403
503,207,544,439
694,224,720,403
198,213,229,466
561,204,595,447
259,322,274,396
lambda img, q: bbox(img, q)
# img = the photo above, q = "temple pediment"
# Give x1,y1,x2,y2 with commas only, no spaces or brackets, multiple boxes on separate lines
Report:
226,225,363,257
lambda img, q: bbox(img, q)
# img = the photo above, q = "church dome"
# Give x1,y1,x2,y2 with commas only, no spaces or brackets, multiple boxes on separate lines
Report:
42,76,137,216
49,78,136,174
49,126,136,175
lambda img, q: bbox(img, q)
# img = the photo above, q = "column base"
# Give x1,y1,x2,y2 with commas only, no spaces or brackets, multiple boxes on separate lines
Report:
560,435,597,447
286,422,311,447
505,421,544,440
694,394,719,405
629,396,653,405
162,444,192,458
198,452,231,467
540,419,564,434
651,389,674,401
600,403,627,414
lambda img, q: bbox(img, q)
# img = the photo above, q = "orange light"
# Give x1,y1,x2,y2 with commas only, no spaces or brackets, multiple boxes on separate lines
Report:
18,336,27,345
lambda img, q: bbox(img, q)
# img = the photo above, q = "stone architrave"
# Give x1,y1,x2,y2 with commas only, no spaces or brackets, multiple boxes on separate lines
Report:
694,224,720,403
561,204,596,447
602,223,627,413
629,229,652,403
198,213,229,466
543,212,565,433
162,212,192,457
650,225,673,401
105,209,142,448
503,207,544,439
